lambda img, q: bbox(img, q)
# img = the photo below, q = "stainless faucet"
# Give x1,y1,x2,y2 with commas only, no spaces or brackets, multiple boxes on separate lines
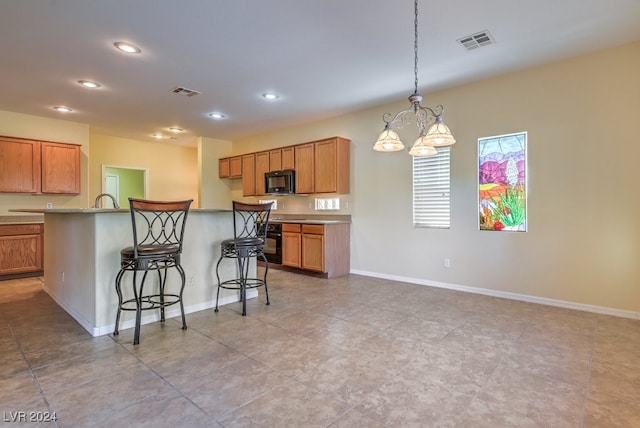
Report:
94,193,120,209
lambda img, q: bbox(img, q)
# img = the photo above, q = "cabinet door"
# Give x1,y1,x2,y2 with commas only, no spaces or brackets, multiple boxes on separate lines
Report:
282,231,301,267
0,224,43,277
314,137,350,194
314,139,337,193
41,142,80,194
255,151,270,195
0,137,41,193
229,156,242,178
302,232,324,272
281,147,295,170
242,154,256,196
269,149,282,172
294,143,314,194
219,158,230,178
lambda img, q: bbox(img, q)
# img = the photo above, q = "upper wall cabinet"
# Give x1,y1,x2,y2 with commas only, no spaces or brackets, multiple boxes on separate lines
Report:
219,155,242,178
294,143,315,194
0,136,81,194
0,136,41,193
41,141,81,194
218,136,350,195
242,154,256,196
314,137,350,194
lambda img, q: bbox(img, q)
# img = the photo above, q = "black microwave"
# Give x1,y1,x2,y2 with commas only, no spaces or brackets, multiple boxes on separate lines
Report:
265,169,295,195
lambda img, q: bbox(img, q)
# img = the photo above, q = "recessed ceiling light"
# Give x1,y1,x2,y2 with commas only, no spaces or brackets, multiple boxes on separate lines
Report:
114,41,141,54
151,133,168,139
168,127,183,133
78,80,101,89
208,112,226,120
262,93,279,100
53,106,72,113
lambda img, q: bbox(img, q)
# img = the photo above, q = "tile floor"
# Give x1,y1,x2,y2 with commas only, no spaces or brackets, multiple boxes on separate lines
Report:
1,270,640,427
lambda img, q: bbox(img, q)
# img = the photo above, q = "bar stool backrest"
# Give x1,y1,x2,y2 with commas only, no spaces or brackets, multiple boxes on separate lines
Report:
128,198,193,259
232,201,273,242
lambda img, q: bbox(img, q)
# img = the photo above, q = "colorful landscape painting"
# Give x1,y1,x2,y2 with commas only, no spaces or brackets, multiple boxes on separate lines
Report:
478,132,527,231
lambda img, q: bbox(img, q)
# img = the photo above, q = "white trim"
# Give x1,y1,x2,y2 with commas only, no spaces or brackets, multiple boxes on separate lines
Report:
349,269,640,320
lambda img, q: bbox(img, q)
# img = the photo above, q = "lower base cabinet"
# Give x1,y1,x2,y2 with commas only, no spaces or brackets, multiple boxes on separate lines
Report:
281,222,349,278
0,223,44,279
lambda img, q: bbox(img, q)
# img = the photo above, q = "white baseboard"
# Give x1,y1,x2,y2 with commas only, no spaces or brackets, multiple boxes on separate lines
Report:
349,269,640,320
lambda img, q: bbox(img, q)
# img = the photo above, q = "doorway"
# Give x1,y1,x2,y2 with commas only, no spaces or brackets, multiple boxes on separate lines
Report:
102,166,147,208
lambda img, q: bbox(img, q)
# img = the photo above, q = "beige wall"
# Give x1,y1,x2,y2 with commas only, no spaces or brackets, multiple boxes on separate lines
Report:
89,133,199,207
198,136,233,209
0,110,90,214
230,42,640,316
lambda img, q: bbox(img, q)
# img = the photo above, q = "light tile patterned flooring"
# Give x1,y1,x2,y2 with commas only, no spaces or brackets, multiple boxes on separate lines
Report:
1,270,640,427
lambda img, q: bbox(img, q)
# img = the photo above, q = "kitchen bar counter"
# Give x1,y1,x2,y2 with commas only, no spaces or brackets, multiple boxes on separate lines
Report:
9,208,253,337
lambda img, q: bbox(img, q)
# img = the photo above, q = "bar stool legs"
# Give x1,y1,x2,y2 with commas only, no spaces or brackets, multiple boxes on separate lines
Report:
113,265,187,345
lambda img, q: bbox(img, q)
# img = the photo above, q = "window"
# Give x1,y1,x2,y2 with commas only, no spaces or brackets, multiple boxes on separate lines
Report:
413,147,451,228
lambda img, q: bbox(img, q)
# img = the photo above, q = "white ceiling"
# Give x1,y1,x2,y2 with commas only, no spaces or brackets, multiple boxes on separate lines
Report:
1,0,639,146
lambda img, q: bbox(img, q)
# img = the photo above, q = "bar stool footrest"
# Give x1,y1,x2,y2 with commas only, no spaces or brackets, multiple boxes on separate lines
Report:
118,293,182,311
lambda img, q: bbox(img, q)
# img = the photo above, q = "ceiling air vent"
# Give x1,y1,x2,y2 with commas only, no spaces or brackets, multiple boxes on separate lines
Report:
457,30,495,51
170,86,201,97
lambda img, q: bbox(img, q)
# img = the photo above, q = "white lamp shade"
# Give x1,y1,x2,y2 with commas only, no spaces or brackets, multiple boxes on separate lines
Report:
421,118,456,147
373,127,405,152
409,135,439,156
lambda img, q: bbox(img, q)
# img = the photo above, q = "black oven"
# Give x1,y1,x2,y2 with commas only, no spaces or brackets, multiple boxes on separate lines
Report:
260,223,282,264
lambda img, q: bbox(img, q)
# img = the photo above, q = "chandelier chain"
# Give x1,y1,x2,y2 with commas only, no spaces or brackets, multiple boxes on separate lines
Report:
414,0,419,95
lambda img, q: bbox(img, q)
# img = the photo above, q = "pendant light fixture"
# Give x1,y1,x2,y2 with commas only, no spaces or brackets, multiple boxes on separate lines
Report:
373,0,456,156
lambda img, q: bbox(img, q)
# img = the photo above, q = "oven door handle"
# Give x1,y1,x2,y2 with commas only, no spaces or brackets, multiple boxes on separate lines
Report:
267,233,282,237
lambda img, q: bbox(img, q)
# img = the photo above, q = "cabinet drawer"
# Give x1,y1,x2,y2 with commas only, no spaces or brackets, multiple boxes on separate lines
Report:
282,223,301,232
301,224,324,234
0,224,43,236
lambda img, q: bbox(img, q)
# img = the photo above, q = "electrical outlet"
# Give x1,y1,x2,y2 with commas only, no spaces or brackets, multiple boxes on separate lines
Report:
443,258,451,268
188,274,195,286
46,202,53,209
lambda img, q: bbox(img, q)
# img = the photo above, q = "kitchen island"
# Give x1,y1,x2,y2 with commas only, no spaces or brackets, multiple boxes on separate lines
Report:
10,208,256,336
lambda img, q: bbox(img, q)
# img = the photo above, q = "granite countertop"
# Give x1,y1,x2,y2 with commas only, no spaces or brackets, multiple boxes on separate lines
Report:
0,215,45,224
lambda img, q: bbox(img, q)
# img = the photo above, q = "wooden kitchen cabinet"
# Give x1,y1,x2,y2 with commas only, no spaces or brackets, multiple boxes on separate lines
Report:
294,143,315,194
216,136,349,195
255,151,270,195
281,222,350,277
314,137,350,194
229,156,242,177
269,149,282,172
219,158,230,178
301,224,324,272
242,154,256,196
0,136,80,194
281,146,295,170
41,141,81,194
282,223,302,268
0,136,41,193
0,223,44,279
219,156,242,178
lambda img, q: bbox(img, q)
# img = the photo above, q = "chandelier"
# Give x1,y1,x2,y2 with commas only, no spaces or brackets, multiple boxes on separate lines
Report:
373,0,456,156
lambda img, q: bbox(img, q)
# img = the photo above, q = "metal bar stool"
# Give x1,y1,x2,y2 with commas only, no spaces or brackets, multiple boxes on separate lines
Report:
215,201,273,316
114,198,193,345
